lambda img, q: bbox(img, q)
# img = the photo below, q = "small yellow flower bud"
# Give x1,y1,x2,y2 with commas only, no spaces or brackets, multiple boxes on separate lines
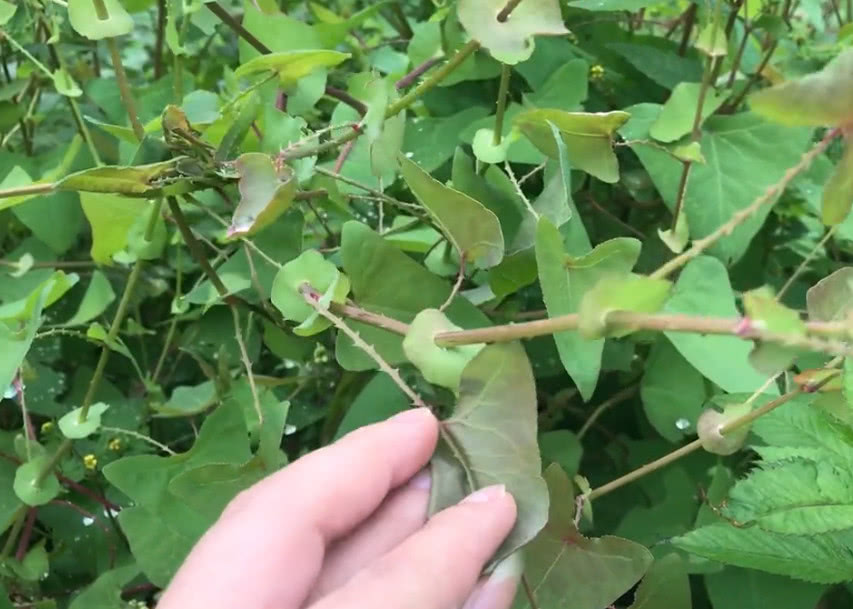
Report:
590,64,606,81
83,454,98,470
108,437,122,452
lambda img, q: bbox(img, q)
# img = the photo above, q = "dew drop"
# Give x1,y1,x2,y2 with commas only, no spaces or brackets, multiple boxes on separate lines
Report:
675,417,691,430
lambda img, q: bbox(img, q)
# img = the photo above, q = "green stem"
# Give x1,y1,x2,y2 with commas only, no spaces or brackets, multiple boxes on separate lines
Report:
3,33,52,78
68,97,102,166
493,64,511,146
105,37,145,141
0,507,28,560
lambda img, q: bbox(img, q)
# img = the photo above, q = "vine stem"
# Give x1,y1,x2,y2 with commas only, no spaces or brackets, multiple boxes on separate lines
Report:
577,384,638,440
587,370,840,501
300,285,426,408
34,201,162,486
434,310,853,357
651,127,841,280
284,40,481,161
493,64,511,146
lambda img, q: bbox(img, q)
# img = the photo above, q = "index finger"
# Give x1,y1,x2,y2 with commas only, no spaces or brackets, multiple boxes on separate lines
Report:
157,407,439,609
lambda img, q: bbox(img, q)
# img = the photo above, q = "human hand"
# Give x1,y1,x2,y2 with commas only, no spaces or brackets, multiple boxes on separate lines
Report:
157,407,520,609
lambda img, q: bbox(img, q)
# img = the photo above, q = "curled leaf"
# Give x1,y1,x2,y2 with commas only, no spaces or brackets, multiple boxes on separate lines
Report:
821,138,853,226
227,153,297,238
471,128,511,164
52,69,82,98
457,0,568,65
68,0,133,40
402,309,484,394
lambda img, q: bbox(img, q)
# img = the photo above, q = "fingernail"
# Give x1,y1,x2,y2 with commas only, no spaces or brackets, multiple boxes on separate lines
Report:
407,468,432,491
461,484,506,505
388,407,432,426
462,553,524,609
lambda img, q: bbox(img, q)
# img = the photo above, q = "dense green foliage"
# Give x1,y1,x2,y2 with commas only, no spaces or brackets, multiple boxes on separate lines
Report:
2,0,853,606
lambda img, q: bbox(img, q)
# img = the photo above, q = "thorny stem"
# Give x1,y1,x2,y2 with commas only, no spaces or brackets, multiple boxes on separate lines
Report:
493,64,512,146
588,369,840,501
652,127,841,279
299,285,426,408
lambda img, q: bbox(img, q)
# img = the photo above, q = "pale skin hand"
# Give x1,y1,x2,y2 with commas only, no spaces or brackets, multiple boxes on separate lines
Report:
157,408,520,609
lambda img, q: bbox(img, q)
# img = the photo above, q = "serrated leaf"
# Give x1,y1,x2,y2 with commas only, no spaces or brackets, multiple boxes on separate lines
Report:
14,457,61,506
579,274,671,339
705,567,826,609
68,0,133,40
400,155,504,269
821,138,853,226
234,50,350,86
650,82,726,143
430,342,548,561
722,459,853,534
227,153,297,238
515,109,630,183
671,523,853,583
402,309,484,394
58,403,109,439
749,49,853,127
807,266,853,322
512,465,653,609
457,0,568,65
535,220,640,400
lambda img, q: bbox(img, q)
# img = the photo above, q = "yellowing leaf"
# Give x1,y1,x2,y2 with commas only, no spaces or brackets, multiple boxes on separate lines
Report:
234,50,351,86
227,153,297,238
749,49,853,127
457,0,568,65
400,155,504,269
515,109,630,183
79,192,149,265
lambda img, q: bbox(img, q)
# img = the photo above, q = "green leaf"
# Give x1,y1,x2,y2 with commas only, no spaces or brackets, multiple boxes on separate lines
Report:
227,153,297,238
641,338,707,443
513,464,653,609
722,459,853,534
168,458,268,523
336,222,490,371
658,212,690,254
334,373,409,440
0,279,53,393
403,108,492,173
749,49,853,127
697,401,752,456
402,309,485,394
457,0,567,65
52,69,82,98
535,220,640,400
515,109,630,183
14,457,61,506
58,403,109,439
104,399,251,586
68,565,140,609
633,112,812,263
154,380,217,418
400,156,505,269
695,21,728,57
0,0,16,25
234,50,350,86
63,271,116,326
663,257,776,394
650,83,726,143
0,271,78,322
671,523,853,583
538,429,582,477
569,0,657,9
68,0,133,39
821,139,853,226
578,274,672,339
628,553,692,609
472,128,511,164
79,193,150,265
270,249,351,336
705,567,827,609
431,342,548,560
806,266,853,322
